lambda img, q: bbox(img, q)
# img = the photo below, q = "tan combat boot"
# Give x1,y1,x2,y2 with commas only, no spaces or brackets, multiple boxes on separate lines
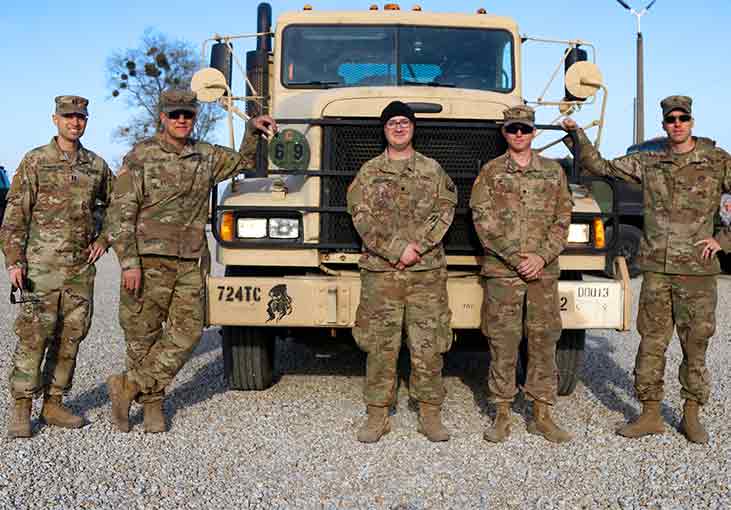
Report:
617,401,665,438
483,402,512,443
107,373,140,433
417,402,450,442
680,400,709,444
357,405,391,443
41,395,84,429
527,401,573,443
7,398,32,439
143,400,167,434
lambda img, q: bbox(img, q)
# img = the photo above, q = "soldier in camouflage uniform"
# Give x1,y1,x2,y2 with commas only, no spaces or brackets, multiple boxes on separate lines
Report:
471,105,573,444
105,89,277,433
2,96,114,439
347,101,457,443
563,96,731,444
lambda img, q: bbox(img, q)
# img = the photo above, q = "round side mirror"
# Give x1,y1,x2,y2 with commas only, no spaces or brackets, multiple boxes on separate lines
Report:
564,61,603,100
191,67,228,103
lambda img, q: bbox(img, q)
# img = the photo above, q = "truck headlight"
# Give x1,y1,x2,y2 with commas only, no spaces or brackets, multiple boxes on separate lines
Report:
237,218,268,239
269,218,299,239
568,223,590,243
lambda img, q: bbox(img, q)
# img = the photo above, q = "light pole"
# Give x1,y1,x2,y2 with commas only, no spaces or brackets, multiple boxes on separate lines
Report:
616,0,657,144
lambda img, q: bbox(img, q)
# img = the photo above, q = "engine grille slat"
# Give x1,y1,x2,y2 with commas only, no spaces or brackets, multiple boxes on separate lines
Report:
320,122,507,254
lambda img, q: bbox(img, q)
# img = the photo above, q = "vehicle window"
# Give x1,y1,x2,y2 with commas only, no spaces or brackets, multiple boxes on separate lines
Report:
282,25,514,92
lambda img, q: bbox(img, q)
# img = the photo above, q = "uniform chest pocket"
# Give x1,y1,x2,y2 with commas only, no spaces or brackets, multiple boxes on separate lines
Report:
37,166,71,210
143,161,178,201
493,175,518,197
371,177,400,210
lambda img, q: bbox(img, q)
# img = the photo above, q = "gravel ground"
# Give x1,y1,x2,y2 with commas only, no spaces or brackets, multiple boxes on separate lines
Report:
1,248,730,509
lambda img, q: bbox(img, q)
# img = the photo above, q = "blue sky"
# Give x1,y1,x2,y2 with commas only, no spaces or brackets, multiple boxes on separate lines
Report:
2,0,730,174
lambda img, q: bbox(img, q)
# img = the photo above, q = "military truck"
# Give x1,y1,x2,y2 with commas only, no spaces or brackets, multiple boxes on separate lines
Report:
194,2,631,396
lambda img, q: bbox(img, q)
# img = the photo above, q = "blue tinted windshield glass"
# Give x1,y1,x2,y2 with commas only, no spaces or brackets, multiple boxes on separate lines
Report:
282,25,514,92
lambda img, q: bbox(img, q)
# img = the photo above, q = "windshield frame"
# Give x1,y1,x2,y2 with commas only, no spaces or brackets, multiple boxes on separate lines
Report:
280,23,516,93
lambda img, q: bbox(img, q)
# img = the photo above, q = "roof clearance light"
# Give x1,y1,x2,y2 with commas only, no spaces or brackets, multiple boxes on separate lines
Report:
370,4,379,10
384,4,401,10
303,4,313,10
412,5,422,10
477,8,487,14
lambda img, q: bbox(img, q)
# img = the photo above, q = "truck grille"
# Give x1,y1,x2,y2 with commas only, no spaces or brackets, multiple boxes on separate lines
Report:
320,121,507,254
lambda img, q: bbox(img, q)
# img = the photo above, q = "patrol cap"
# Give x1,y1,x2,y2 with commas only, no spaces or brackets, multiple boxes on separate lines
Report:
661,95,692,117
380,101,416,126
55,95,89,116
159,89,198,114
502,104,535,128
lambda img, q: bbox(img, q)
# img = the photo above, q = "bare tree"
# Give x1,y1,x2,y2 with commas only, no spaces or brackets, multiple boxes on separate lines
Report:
107,29,221,145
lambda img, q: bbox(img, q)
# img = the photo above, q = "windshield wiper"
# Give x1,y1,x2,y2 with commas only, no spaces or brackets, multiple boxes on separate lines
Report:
402,80,455,88
287,80,341,89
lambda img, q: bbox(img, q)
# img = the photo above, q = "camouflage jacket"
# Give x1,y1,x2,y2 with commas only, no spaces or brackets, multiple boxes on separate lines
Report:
573,129,731,275
104,130,257,270
1,138,114,271
347,150,457,272
470,152,572,278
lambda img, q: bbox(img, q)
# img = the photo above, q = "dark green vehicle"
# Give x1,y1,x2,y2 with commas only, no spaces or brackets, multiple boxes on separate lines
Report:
0,165,9,225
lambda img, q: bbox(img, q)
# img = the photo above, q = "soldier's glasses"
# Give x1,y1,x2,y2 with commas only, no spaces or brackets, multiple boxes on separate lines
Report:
664,114,692,124
385,119,413,129
167,110,196,120
504,124,535,135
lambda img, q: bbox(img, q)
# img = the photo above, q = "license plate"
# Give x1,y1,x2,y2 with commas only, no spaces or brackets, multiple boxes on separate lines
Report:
559,282,623,329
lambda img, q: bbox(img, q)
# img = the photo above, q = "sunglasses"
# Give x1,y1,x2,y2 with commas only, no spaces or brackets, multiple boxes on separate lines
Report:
504,123,534,135
664,114,692,124
166,110,195,120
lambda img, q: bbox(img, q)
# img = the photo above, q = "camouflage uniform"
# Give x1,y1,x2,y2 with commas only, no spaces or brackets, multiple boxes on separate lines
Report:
1,96,114,399
347,151,457,406
105,90,257,402
571,95,731,404
470,106,572,404
471,154,572,404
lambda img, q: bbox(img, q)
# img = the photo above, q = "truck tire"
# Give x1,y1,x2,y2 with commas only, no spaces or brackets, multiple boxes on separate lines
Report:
556,328,586,396
604,225,642,279
222,326,274,390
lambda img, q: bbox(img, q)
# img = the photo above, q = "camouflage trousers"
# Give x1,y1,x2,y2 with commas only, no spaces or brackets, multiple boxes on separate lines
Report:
119,255,204,403
9,264,95,399
353,268,453,407
635,272,717,404
482,276,562,404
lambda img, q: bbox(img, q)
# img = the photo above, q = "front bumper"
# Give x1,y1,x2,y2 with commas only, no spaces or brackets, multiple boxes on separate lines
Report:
207,258,631,331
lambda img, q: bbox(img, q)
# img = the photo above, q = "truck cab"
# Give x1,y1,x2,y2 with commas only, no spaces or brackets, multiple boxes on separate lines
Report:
198,3,631,395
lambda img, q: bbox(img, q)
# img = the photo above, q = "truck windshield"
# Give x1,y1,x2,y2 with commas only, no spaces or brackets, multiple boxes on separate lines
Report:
282,25,514,92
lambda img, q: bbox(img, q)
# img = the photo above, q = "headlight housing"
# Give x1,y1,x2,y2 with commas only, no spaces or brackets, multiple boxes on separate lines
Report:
269,218,299,239
237,218,268,239
568,223,591,244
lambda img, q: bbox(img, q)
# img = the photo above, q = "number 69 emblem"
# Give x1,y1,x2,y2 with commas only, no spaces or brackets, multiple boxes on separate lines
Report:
268,128,311,171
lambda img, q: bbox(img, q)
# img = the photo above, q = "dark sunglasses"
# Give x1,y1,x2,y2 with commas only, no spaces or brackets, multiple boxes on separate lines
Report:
664,114,691,124
166,110,195,120
504,123,534,135
60,113,88,121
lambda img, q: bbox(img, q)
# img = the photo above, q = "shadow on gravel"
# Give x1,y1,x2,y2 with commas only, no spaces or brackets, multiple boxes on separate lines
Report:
64,327,224,417
581,334,681,426
159,332,229,426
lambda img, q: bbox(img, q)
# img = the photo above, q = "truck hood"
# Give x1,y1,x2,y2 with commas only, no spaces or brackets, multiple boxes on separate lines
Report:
275,87,521,121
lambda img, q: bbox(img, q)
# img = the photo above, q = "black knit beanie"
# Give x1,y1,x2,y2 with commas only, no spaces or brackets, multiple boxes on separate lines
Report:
380,101,416,126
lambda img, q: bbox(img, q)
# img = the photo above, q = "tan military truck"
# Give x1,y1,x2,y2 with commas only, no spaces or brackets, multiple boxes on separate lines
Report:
193,2,631,395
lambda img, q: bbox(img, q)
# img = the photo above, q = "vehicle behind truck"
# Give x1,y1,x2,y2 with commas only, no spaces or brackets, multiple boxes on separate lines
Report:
193,2,632,396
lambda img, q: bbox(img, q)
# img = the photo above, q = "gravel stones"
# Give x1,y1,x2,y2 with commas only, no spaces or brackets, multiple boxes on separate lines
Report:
1,253,729,508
